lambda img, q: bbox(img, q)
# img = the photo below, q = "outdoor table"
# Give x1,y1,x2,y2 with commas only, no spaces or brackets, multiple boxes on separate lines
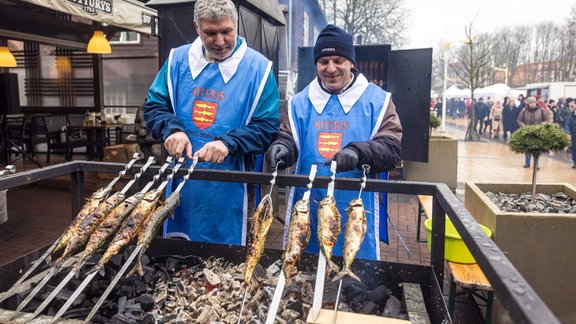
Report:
74,124,130,160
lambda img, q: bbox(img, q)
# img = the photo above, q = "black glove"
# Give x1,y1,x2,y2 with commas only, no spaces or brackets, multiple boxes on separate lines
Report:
327,147,359,172
265,144,290,169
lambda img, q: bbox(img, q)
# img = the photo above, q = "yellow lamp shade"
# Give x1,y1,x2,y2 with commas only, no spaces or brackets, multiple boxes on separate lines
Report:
87,31,111,54
0,46,17,67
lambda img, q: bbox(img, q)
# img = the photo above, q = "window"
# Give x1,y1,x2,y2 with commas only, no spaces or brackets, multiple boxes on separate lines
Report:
109,32,140,44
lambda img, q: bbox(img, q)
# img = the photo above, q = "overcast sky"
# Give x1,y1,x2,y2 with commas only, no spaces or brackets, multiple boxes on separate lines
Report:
403,0,576,49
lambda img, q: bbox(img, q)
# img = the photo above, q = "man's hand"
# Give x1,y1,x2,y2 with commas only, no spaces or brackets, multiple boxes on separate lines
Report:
194,140,229,163
327,147,359,172
265,144,290,170
164,131,193,159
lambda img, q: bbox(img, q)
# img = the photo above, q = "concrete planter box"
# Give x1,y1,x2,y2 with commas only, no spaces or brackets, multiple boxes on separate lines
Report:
465,182,576,324
403,136,458,190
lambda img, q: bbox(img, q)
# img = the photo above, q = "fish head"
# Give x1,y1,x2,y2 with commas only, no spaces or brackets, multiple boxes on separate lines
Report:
93,187,112,199
319,195,335,207
348,198,364,208
294,199,310,213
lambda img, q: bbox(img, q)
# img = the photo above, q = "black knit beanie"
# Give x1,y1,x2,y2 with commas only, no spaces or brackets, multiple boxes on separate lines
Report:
313,25,355,64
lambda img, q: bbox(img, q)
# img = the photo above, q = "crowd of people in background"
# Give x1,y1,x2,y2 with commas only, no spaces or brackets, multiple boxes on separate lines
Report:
430,93,576,168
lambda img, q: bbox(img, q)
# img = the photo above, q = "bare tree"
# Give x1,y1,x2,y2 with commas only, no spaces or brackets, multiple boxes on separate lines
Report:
320,0,409,47
490,26,530,86
450,22,494,141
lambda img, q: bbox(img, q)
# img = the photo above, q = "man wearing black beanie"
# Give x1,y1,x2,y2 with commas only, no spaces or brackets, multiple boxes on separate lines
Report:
265,24,403,261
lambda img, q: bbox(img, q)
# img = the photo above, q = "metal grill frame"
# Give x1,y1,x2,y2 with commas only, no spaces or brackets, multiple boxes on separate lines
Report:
0,161,560,324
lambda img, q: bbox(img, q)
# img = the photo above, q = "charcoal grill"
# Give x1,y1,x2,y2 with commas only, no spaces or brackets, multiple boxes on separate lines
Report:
0,160,561,323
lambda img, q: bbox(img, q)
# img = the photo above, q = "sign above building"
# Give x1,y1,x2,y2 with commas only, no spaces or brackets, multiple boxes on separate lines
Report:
21,0,158,35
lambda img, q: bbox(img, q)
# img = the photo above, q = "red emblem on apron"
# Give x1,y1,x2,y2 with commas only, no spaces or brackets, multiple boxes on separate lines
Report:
317,132,342,159
192,100,218,129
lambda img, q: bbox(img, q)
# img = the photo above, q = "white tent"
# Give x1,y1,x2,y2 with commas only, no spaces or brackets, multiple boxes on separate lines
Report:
445,85,471,98
474,83,513,101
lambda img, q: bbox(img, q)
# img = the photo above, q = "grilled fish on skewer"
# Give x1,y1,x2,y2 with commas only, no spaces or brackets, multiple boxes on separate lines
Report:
333,198,367,282
282,198,311,283
50,187,112,259
93,189,163,272
318,195,341,273
74,193,144,269
244,194,274,283
53,192,126,267
129,192,181,276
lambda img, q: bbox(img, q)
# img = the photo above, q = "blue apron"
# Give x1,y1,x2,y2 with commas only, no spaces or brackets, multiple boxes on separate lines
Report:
163,39,271,246
285,79,390,260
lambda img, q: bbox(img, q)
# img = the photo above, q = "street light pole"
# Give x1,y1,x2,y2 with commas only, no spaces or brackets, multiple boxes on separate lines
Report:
441,42,450,132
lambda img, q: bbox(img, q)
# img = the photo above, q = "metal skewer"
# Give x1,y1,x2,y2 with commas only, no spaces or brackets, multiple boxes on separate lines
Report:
83,157,196,323
238,160,282,324
29,156,173,320
0,155,143,306
6,155,149,320
331,165,370,322
266,164,317,324
52,158,190,323
311,160,337,321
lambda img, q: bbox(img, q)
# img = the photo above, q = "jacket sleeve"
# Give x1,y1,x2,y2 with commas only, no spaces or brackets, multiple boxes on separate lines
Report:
144,62,186,141
346,99,403,174
218,71,280,156
517,109,526,127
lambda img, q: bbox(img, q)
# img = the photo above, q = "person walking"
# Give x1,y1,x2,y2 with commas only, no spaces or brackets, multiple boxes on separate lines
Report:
265,25,403,260
517,97,549,168
489,99,504,139
502,98,519,140
474,97,489,134
144,0,279,245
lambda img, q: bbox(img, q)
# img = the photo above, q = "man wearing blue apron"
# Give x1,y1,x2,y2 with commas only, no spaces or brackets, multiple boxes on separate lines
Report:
266,25,402,260
144,0,279,246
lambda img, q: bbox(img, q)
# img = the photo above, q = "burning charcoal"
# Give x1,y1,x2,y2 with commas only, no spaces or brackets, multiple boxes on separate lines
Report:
92,314,111,323
253,263,267,280
110,313,135,324
143,269,155,284
383,295,403,317
117,295,128,313
142,312,157,324
134,279,148,294
159,314,177,323
110,254,124,268
369,284,391,306
197,305,218,323
138,294,155,312
361,301,379,314
342,280,368,311
166,257,180,272
118,285,136,297
280,309,300,321
203,268,221,286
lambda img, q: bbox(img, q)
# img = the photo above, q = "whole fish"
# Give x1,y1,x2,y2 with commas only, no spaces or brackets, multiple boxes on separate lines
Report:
94,189,162,272
50,187,112,259
317,195,341,273
73,193,144,270
130,192,181,276
244,195,274,283
282,199,311,283
54,192,126,267
333,198,367,282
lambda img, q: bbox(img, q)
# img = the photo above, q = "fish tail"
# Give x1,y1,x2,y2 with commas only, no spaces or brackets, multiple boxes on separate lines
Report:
327,260,339,276
331,268,362,283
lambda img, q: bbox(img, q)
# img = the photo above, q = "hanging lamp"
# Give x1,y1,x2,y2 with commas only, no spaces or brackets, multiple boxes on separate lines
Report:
87,31,111,54
0,46,17,67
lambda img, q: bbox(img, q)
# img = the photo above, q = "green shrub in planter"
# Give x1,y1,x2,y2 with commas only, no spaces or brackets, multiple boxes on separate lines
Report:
508,123,570,200
429,112,441,136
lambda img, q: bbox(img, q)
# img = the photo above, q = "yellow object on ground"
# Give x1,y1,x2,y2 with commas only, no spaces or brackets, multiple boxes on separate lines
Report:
424,217,492,263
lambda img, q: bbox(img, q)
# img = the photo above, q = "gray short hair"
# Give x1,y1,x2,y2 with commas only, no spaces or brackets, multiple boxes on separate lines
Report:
194,0,238,26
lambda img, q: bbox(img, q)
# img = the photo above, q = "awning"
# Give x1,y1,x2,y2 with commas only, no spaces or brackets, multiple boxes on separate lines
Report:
20,0,158,35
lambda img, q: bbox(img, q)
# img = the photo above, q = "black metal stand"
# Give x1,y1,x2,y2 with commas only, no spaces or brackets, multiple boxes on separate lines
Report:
0,115,43,167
